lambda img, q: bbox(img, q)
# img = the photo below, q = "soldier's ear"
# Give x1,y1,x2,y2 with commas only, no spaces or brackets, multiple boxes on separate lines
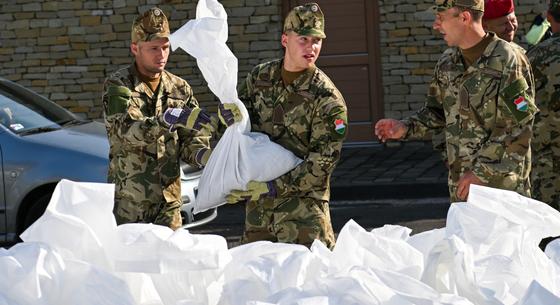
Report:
130,43,139,56
281,33,288,48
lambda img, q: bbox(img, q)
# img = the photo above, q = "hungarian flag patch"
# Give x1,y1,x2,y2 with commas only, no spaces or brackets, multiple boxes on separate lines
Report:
334,118,346,135
514,96,528,112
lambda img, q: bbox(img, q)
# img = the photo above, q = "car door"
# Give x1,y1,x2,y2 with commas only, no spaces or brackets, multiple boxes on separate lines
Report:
0,131,6,242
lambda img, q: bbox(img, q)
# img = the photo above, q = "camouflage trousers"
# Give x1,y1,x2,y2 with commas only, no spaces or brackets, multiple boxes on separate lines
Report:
531,156,560,210
242,196,336,249
113,196,183,230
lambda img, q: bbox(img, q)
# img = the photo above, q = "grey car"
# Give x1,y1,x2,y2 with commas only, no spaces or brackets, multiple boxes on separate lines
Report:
0,78,215,244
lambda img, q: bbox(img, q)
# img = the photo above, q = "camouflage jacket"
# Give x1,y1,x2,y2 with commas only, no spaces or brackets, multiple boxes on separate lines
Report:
102,62,211,208
510,41,526,54
239,59,348,201
527,33,560,182
403,33,537,200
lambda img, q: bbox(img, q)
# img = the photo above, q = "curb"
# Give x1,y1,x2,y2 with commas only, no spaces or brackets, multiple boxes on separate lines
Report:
331,182,449,201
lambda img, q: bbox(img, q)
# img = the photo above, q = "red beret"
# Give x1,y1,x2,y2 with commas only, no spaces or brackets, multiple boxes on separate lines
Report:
483,0,514,19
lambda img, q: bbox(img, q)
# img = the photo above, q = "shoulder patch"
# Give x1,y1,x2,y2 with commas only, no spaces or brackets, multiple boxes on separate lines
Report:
501,77,536,123
334,118,346,135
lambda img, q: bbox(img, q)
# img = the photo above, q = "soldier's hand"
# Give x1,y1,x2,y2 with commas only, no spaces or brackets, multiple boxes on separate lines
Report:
374,119,406,142
218,103,243,127
163,107,212,131
457,171,483,201
225,180,276,204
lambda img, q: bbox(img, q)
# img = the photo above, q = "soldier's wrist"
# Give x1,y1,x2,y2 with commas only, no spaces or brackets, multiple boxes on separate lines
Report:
399,119,412,139
471,165,490,184
195,148,211,167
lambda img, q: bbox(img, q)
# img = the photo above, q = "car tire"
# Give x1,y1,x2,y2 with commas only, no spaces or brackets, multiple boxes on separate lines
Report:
22,192,52,232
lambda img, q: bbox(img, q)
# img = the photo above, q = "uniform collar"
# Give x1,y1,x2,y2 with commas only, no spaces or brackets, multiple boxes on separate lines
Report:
129,60,170,97
450,32,501,71
276,59,317,92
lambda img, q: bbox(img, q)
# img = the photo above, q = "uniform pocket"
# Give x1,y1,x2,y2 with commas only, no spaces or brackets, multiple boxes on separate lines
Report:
463,72,500,111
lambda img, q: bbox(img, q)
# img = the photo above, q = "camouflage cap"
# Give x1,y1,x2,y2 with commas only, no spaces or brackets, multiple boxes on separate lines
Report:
550,0,560,13
433,0,485,12
131,7,170,43
283,3,326,39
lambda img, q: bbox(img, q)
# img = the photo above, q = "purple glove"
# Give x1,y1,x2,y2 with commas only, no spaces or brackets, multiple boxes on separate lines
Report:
163,107,212,131
218,103,242,127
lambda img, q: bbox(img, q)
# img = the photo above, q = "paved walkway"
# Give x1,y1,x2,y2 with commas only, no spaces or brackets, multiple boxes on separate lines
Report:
331,141,449,201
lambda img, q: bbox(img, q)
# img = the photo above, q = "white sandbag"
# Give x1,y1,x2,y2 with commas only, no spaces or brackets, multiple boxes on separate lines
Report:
150,269,224,305
422,185,560,305
467,185,560,244
332,220,424,280
116,273,162,305
422,235,502,305
20,179,117,269
517,280,560,305
408,228,446,263
219,242,316,305
0,294,12,305
372,267,475,305
112,223,230,273
0,243,66,305
545,238,560,266
0,242,135,305
169,0,302,213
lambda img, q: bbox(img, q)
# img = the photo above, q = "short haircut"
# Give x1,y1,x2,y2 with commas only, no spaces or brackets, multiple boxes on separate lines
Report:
453,6,484,21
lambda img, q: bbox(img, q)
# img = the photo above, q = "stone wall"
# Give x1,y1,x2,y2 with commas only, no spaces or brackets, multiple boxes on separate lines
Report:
0,0,550,120
378,0,547,119
0,0,283,118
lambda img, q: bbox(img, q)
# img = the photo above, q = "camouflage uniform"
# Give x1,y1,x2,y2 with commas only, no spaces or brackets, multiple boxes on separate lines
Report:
403,32,536,202
527,2,560,208
239,60,347,249
102,7,211,229
238,3,347,249
431,38,526,164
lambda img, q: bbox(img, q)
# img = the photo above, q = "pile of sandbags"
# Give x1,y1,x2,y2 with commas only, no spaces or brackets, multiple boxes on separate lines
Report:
1,180,560,305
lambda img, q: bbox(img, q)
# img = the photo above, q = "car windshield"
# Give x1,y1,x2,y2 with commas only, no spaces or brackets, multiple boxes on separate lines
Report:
0,81,81,136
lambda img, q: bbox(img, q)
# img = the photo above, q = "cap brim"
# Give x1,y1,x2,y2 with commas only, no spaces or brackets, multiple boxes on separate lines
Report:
295,28,326,39
431,5,448,12
147,33,170,41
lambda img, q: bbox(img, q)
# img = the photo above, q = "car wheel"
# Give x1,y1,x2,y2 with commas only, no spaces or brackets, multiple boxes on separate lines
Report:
22,192,52,232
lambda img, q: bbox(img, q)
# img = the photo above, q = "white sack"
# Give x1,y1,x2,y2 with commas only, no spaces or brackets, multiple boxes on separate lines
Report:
112,223,230,273
0,242,135,305
421,185,560,305
517,280,560,305
219,242,317,305
332,220,424,280
169,0,302,213
20,179,117,269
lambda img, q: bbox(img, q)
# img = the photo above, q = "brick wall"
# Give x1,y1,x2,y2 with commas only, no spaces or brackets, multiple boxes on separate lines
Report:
378,0,547,119
0,0,283,118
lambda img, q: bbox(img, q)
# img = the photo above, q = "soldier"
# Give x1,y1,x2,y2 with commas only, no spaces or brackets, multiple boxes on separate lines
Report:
527,0,560,209
482,0,521,47
102,7,236,229
375,0,536,202
225,3,348,249
431,0,524,163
